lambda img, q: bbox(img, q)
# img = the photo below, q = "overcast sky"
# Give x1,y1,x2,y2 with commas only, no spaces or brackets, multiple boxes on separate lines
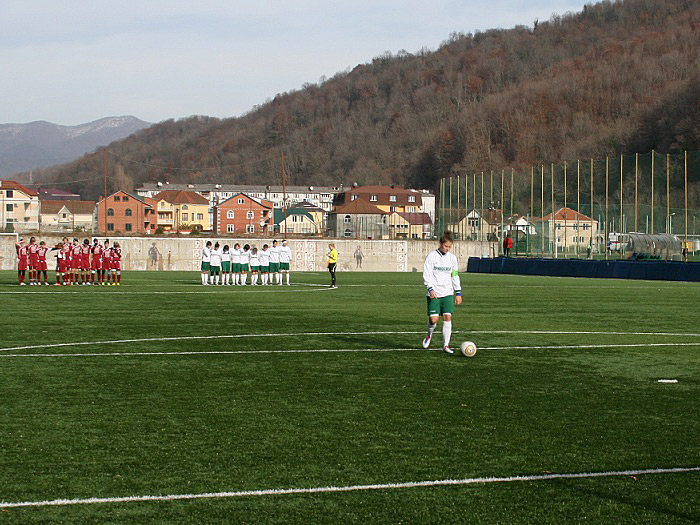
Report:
1,1,586,126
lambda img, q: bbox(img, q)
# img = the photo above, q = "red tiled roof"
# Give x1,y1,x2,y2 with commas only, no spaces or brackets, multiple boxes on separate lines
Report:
541,207,594,222
1,180,38,197
40,200,95,215
395,212,432,225
332,198,387,215
153,190,209,205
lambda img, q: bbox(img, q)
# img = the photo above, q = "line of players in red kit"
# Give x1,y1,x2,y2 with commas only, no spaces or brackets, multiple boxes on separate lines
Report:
15,237,123,286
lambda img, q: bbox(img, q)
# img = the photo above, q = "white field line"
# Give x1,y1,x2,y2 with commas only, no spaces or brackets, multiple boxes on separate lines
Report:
3,342,700,360
2,329,700,354
1,466,698,509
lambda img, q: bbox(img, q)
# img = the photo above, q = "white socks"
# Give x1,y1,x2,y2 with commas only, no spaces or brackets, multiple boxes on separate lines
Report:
240,273,247,285
442,320,452,347
285,273,290,285
427,321,437,338
201,273,207,285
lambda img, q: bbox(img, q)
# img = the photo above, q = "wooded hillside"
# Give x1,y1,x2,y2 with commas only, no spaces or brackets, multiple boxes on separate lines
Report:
31,0,700,203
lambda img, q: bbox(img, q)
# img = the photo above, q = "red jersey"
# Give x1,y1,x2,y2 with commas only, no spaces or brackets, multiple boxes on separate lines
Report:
102,247,112,269
28,243,39,263
36,245,49,271
91,243,104,269
16,245,28,271
111,247,122,271
71,244,82,269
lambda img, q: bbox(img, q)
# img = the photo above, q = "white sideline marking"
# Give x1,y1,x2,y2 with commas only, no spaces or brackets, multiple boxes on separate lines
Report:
2,329,700,354
1,466,698,509
2,342,700,360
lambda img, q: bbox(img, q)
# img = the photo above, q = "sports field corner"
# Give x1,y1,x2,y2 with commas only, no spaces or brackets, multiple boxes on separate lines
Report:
0,270,698,522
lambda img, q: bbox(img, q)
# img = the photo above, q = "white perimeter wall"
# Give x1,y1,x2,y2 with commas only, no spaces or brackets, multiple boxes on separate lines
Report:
0,234,497,272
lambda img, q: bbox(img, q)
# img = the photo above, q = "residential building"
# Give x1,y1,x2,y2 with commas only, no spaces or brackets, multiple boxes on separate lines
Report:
389,211,433,239
505,214,537,236
273,208,318,235
334,185,424,214
451,209,503,241
151,190,210,232
541,207,599,250
0,180,40,232
96,191,155,234
329,198,389,239
213,193,273,235
40,200,95,232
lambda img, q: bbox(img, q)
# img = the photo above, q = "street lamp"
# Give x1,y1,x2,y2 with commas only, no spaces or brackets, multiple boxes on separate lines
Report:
668,212,676,235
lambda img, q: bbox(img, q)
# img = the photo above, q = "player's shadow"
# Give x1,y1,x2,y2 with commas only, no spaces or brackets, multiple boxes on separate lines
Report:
551,477,698,522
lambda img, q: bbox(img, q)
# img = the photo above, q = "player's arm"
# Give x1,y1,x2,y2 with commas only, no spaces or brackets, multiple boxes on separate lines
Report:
452,257,462,305
423,254,438,298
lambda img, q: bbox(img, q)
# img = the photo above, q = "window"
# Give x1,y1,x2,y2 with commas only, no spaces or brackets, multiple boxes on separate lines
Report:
182,205,188,210
122,197,129,202
62,213,67,218
344,215,351,224
389,195,397,202
351,195,358,201
370,195,377,202
408,206,416,212
125,223,132,232
114,196,120,201
227,224,235,233
5,190,13,198
238,198,245,204
292,215,300,223
227,210,234,219
246,224,255,233
246,211,254,219
5,204,12,212
197,213,203,220
344,229,352,237
182,213,189,221
287,227,294,233
583,224,590,231
125,208,132,217
107,223,114,231
408,196,415,202
107,208,114,216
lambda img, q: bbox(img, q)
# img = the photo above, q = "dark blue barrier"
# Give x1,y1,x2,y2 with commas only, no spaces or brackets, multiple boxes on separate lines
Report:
466,257,700,282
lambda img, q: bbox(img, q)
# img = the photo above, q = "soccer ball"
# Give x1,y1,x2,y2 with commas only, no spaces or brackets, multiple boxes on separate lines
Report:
460,341,477,357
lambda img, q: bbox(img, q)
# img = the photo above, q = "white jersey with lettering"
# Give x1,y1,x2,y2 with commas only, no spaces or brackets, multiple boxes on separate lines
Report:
423,249,461,298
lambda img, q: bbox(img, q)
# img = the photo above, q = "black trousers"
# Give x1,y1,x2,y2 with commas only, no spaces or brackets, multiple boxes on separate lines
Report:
328,262,337,286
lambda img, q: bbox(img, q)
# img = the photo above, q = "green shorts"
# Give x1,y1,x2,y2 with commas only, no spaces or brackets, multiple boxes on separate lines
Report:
221,261,230,273
260,265,269,274
269,262,280,273
210,265,221,275
240,263,249,272
201,261,210,272
250,265,259,272
232,262,241,273
427,295,454,316
280,262,290,271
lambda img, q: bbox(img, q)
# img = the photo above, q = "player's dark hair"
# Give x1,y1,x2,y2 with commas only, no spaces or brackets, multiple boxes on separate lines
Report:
263,244,269,249
214,242,220,249
243,244,250,251
234,243,240,249
83,239,89,244
206,241,212,247
440,231,454,244
223,244,229,252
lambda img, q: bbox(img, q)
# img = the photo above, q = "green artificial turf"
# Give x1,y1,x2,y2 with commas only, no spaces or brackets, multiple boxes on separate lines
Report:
0,271,698,523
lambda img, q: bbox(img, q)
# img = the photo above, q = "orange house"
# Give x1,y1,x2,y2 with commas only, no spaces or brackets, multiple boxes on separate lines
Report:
213,193,272,234
96,191,155,234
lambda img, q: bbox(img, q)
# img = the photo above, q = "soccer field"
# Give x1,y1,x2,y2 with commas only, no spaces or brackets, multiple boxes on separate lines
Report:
0,271,698,523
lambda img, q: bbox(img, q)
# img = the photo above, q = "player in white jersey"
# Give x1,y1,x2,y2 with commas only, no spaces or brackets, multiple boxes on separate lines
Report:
209,242,223,285
249,246,260,285
278,239,292,285
240,244,250,285
422,231,462,354
221,245,232,285
269,240,282,284
231,242,242,285
258,244,271,285
201,241,212,285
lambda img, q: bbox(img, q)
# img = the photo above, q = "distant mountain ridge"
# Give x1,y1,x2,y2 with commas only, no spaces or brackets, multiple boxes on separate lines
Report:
0,116,151,178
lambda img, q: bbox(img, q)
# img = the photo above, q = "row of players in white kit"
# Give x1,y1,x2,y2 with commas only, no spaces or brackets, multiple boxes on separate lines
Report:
201,240,292,286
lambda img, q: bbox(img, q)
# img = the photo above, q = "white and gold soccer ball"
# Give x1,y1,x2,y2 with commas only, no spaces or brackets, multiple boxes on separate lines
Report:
460,341,477,357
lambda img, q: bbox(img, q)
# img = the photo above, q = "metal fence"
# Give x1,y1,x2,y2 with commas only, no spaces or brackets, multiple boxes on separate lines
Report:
437,151,700,258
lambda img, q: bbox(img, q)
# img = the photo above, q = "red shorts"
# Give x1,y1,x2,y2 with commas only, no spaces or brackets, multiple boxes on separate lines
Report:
91,259,102,270
37,261,48,272
71,258,82,270
29,257,39,269
82,255,90,270
18,259,28,271
112,261,121,271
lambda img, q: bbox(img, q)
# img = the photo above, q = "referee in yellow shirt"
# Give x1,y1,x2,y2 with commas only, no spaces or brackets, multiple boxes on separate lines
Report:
327,243,338,288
